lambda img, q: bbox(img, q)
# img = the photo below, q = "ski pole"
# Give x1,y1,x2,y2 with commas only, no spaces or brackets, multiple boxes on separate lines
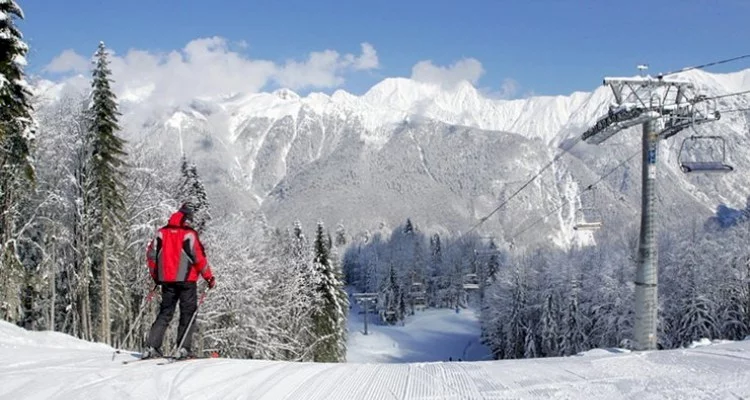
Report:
173,284,210,357
112,284,158,360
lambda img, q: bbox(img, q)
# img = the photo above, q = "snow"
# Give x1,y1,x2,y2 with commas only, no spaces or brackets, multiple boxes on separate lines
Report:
119,83,155,103
2,319,750,399
347,305,492,363
204,68,750,149
13,54,27,66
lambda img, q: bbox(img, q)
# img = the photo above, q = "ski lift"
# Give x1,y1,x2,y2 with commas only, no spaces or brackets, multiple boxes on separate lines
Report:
409,282,427,311
412,291,427,310
573,208,603,231
678,135,733,174
573,187,603,231
463,273,480,290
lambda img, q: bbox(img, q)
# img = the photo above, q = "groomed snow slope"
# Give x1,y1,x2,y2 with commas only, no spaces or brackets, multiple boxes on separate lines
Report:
346,306,492,363
1,321,750,399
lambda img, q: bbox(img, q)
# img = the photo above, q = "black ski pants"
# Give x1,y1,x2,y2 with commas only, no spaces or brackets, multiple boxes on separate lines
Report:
146,282,198,352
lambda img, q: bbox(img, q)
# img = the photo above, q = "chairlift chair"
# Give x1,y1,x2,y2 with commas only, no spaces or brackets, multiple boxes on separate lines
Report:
412,291,427,310
573,208,603,231
463,273,480,290
678,135,733,174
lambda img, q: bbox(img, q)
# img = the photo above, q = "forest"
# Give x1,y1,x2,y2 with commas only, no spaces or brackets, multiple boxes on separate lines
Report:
0,6,349,362
343,215,750,359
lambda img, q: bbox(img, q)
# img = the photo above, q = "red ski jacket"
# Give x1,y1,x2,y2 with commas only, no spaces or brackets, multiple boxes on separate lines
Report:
146,210,214,283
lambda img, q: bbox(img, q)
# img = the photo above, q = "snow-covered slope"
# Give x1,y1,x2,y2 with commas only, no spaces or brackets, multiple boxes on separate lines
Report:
2,320,750,399
347,298,491,363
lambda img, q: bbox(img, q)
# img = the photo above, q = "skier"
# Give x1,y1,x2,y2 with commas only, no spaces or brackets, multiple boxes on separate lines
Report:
141,203,216,360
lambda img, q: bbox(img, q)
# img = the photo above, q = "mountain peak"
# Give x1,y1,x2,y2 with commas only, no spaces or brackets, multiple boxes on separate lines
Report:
273,88,301,101
363,77,442,108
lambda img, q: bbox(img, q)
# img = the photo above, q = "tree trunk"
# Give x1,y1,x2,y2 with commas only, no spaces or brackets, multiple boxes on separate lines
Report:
49,239,56,331
100,238,110,344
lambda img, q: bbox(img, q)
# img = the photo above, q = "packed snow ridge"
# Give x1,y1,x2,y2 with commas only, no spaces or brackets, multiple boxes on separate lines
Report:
2,320,750,399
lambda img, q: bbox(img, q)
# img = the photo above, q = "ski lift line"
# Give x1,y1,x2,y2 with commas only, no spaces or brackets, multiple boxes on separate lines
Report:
658,54,750,78
510,149,641,241
717,107,750,113
463,135,585,237
702,89,750,101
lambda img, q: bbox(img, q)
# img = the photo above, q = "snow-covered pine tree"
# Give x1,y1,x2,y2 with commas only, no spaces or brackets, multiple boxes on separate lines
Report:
310,221,348,362
560,277,587,356
175,156,211,233
380,262,401,324
335,223,347,247
539,292,559,357
87,41,127,344
0,0,34,324
404,218,414,234
523,322,538,359
428,233,443,307
486,238,500,283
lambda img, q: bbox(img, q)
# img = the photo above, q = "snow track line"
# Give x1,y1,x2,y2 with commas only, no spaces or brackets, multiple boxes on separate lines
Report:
400,364,413,400
164,358,193,399
242,362,304,399
455,363,510,397
67,373,120,392
356,364,396,400
448,364,481,399
373,364,407,400
318,363,379,400
281,363,342,400
690,349,750,362
196,361,283,399
403,364,443,399
414,363,467,399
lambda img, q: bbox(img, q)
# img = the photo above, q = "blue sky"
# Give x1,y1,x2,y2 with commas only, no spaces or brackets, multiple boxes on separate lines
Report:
19,0,750,98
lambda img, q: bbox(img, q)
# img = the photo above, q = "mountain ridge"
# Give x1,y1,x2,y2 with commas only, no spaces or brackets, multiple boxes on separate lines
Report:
31,67,750,248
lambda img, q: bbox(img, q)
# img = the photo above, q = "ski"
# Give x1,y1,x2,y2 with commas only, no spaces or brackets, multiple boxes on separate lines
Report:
122,356,175,365
156,356,202,365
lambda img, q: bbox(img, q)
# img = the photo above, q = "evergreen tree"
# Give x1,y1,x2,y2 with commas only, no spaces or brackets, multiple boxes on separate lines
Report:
539,293,559,357
0,1,34,324
523,323,538,358
486,239,500,282
404,218,414,234
310,221,348,362
428,233,443,307
560,280,587,356
87,42,127,344
176,156,211,233
335,223,347,247
381,262,401,324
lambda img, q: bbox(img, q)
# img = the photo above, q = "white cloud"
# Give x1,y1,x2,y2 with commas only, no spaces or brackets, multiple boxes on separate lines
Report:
498,78,519,99
480,78,522,100
276,42,379,89
44,37,380,105
43,49,89,74
353,43,379,70
410,58,484,87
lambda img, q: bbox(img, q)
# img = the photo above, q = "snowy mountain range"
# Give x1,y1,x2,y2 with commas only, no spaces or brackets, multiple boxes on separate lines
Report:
36,68,750,248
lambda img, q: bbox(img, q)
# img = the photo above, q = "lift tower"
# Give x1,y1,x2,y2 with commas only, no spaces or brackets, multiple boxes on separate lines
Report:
581,67,719,350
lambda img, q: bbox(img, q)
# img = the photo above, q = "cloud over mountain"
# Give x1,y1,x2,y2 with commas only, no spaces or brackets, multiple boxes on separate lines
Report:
44,37,380,105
